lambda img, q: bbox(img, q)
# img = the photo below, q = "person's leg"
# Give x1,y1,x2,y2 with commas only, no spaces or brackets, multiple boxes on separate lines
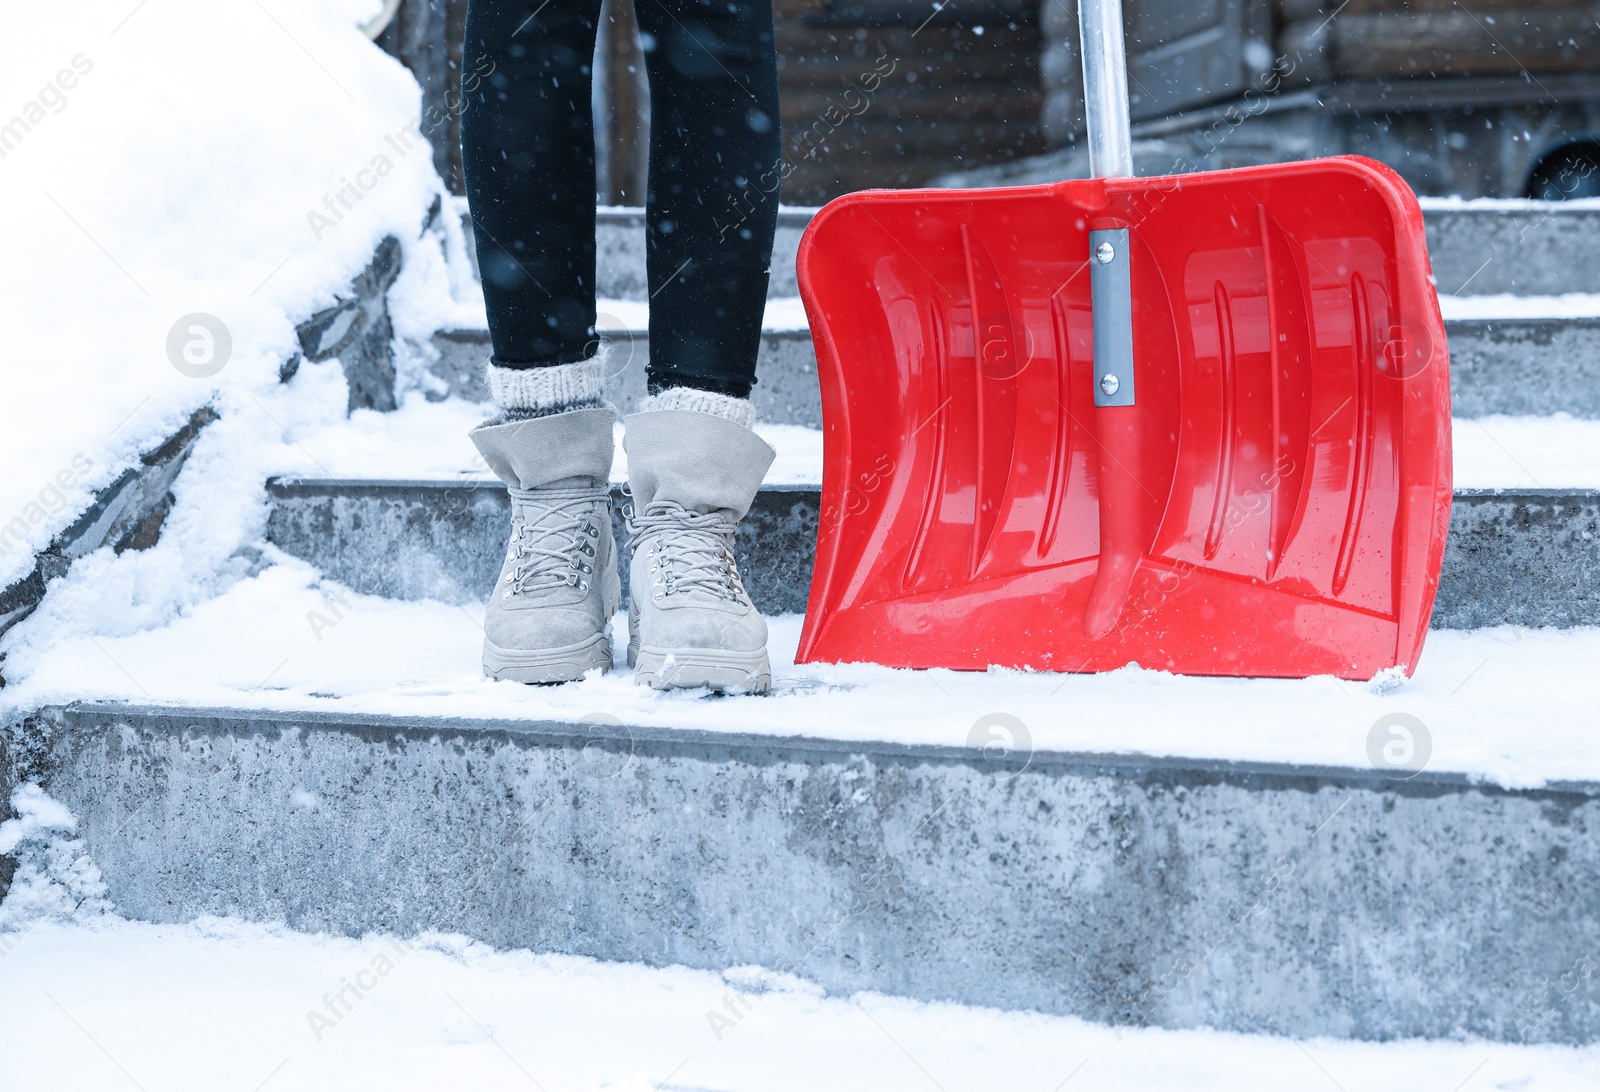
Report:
462,0,605,391
623,0,781,692
635,0,782,400
462,0,618,684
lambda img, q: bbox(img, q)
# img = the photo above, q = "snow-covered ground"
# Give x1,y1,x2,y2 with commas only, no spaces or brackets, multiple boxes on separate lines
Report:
0,0,460,589
2,547,1595,787
541,296,812,333
1440,293,1600,320
1453,414,1600,488
0,915,1594,1092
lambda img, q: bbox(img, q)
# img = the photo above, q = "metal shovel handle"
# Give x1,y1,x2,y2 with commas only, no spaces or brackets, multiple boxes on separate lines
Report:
1076,0,1145,639
1078,0,1134,179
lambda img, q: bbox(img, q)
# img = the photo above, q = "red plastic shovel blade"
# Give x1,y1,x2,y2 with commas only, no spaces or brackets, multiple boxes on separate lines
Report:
795,157,1452,680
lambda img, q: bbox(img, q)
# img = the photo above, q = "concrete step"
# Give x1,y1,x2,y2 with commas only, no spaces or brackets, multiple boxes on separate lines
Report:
266,479,817,617
13,699,1599,1044
431,314,1600,427
1423,200,1600,297
263,478,1600,629
1448,315,1600,418
454,200,1600,301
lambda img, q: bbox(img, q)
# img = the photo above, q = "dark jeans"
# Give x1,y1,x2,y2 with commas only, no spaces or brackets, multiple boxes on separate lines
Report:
462,0,781,398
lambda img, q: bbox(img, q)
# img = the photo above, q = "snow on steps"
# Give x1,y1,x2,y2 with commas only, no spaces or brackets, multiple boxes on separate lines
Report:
7,481,1600,1045
4,203,1597,1052
6,688,1599,1044
254,400,1600,629
429,309,1600,425
0,236,407,649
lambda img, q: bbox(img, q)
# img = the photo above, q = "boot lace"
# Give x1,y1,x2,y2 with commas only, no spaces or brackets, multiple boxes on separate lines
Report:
624,499,747,603
502,487,607,599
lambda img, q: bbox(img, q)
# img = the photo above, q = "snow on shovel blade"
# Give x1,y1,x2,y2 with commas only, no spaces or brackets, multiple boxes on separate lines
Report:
794,156,1452,680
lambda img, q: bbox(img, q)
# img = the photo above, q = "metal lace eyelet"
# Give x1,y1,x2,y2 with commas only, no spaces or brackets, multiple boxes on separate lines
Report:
502,591,511,599
578,579,589,591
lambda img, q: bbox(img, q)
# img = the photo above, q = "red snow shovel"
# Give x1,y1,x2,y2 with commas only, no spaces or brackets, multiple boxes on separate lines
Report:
793,0,1452,679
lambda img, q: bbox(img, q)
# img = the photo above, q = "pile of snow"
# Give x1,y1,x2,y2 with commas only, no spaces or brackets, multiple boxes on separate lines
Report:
0,0,466,588
0,784,113,933
3,914,1598,1090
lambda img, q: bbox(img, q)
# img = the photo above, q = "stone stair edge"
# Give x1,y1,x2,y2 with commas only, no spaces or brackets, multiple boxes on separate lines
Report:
262,477,1600,502
18,694,1600,1042
32,700,1600,796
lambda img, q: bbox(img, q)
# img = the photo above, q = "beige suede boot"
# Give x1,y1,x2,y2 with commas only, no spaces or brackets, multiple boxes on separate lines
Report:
469,361,620,683
623,390,775,693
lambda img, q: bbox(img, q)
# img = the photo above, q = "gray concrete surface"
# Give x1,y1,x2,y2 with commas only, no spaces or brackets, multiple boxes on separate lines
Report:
9,702,1599,1043
264,478,1600,630
1427,205,1600,297
1448,317,1600,418
1436,489,1600,628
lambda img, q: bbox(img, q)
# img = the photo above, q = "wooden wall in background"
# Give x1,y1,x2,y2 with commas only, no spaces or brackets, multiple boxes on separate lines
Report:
773,0,1045,204
382,0,1044,203
1280,0,1600,83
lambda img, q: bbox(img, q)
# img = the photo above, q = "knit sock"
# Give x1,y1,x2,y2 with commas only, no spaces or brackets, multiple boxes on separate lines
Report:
638,386,756,430
485,355,606,421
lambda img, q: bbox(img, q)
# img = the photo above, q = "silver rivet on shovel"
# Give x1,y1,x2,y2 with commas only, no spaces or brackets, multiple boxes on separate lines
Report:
1096,241,1116,264
1099,373,1120,395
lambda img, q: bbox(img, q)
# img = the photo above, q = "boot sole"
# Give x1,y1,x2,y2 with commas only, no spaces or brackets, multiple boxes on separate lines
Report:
633,645,772,694
483,633,612,685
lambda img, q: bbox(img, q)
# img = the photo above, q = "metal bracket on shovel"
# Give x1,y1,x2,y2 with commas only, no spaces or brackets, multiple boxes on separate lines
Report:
1088,228,1134,407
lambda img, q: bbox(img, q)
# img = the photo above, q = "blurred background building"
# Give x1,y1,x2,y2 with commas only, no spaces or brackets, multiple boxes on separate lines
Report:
372,0,1600,204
